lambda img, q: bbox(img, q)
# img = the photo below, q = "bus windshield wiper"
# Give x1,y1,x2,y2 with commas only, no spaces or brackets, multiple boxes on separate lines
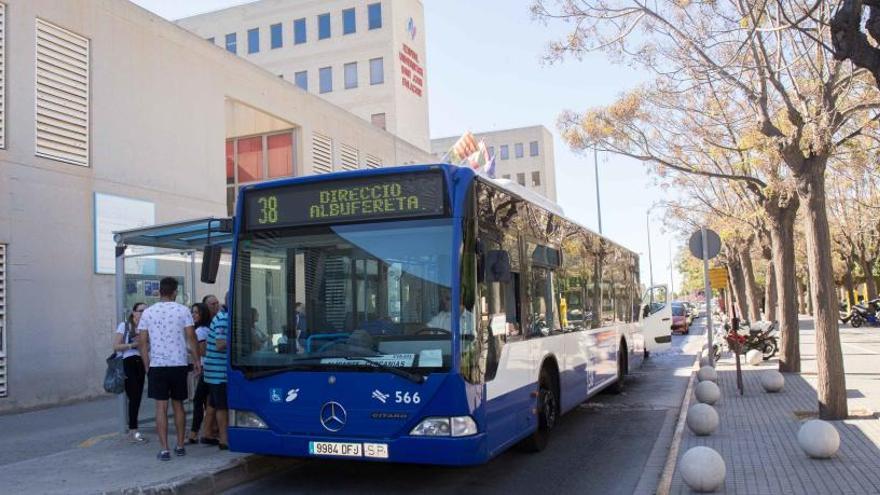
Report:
244,363,316,379
339,356,425,384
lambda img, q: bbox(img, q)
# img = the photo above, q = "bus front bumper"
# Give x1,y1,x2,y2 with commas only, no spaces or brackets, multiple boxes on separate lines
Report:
228,427,490,466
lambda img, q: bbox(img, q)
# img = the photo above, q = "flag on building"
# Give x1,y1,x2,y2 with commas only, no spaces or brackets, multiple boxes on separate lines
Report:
444,131,479,165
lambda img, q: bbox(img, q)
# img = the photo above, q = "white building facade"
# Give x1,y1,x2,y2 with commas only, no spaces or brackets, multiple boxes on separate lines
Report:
178,0,430,151
0,0,431,412
431,126,558,202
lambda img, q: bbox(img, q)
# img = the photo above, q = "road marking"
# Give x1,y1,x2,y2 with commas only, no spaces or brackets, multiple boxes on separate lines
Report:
79,432,117,448
843,342,880,355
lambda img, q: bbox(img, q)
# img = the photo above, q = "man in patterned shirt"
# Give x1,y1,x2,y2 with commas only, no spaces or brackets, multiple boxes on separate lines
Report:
204,293,230,450
138,277,201,461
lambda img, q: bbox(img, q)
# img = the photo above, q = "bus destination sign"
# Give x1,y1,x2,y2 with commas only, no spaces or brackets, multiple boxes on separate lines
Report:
244,171,447,230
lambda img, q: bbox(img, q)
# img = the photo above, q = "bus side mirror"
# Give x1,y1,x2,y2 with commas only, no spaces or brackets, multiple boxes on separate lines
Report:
201,245,222,284
642,305,650,318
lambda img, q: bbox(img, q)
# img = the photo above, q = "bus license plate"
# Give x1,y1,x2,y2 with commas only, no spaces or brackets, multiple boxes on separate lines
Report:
309,441,363,457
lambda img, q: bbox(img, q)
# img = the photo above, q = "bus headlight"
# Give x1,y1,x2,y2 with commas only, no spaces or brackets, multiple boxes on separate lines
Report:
231,410,268,429
410,416,477,437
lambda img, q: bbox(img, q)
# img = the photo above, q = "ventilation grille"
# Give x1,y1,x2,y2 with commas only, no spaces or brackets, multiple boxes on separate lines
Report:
312,132,332,174
340,143,359,170
365,154,382,169
0,4,6,149
35,19,89,166
0,244,6,398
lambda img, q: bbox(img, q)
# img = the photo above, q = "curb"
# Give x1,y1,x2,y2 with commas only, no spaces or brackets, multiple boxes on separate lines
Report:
107,454,301,494
655,346,704,495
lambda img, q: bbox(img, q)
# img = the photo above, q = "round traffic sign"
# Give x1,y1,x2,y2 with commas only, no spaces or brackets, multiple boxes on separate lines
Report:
689,229,721,259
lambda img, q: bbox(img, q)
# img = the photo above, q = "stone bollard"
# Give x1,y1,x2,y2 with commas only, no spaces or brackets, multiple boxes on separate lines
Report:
686,403,719,436
697,366,718,383
745,349,762,366
797,420,840,459
680,446,726,492
760,370,784,393
694,381,721,405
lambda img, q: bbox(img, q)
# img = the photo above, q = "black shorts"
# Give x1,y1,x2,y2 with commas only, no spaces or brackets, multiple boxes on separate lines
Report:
147,366,189,401
208,382,228,410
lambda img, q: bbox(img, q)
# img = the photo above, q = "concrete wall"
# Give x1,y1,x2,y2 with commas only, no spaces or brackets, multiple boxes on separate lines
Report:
0,0,432,412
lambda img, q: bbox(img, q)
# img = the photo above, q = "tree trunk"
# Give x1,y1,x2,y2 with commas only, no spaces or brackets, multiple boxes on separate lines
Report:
766,191,800,373
858,256,878,301
844,259,856,306
739,247,762,322
765,262,778,321
727,251,749,321
796,164,847,420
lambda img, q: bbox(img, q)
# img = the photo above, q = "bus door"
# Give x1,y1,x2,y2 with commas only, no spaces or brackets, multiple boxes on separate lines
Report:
641,285,672,354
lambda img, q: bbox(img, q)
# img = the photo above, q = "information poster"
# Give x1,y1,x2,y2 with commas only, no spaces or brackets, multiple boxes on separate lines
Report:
94,193,155,274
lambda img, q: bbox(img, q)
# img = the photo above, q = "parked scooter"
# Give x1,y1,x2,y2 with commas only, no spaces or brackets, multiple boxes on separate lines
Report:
842,299,880,328
712,320,778,361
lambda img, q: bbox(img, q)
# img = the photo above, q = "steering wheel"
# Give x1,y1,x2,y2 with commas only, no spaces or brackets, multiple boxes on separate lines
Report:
415,327,451,336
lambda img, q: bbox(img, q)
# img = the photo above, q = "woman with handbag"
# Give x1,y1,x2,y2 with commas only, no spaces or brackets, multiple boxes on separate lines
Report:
112,302,149,444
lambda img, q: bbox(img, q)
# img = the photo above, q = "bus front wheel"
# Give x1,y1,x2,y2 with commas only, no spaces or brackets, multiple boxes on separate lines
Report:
608,341,627,394
522,370,558,452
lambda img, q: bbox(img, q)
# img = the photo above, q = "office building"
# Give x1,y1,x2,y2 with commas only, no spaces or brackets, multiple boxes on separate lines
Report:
0,0,431,412
431,126,558,201
178,0,430,151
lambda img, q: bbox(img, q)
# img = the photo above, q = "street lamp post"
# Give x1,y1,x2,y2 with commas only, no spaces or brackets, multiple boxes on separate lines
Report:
594,146,603,234
646,208,654,287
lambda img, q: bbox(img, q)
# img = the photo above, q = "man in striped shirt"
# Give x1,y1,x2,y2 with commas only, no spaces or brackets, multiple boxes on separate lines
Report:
204,294,230,450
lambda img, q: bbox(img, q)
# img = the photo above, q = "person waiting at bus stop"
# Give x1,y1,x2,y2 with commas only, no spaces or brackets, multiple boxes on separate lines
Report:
204,293,230,450
111,302,148,444
137,278,201,461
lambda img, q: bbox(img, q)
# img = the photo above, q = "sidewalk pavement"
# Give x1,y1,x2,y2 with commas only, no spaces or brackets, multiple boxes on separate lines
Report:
0,396,298,494
668,318,880,494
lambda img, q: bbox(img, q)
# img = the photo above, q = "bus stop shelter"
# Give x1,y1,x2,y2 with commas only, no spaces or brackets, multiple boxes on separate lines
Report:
111,217,233,432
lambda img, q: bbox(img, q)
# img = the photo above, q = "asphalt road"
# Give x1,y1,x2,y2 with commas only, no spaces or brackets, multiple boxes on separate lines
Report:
226,322,707,495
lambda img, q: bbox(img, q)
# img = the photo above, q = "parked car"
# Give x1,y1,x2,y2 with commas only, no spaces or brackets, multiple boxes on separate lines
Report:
671,302,690,334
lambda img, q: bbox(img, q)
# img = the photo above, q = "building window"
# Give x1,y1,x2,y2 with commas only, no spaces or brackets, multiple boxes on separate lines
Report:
225,32,237,53
500,145,509,160
312,132,333,173
515,143,524,158
371,113,386,130
368,3,382,30
294,18,306,44
318,13,331,39
319,66,332,93
295,70,308,90
35,19,89,166
344,62,358,89
502,174,511,179
237,136,263,183
247,28,259,54
370,57,384,85
270,23,282,49
531,171,541,186
488,146,495,158
343,8,356,35
226,141,234,185
530,140,539,156
516,173,525,186
267,133,293,178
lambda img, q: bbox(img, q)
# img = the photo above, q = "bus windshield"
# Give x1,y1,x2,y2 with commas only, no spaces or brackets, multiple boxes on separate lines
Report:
231,218,455,376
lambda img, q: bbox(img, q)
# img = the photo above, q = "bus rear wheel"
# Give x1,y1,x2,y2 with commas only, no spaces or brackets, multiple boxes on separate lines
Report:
522,371,558,452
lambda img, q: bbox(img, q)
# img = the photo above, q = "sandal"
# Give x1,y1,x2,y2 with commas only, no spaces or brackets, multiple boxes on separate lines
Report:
218,443,229,450
186,438,198,445
200,437,219,445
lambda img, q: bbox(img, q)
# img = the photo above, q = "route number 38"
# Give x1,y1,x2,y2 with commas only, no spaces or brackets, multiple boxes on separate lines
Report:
257,195,278,224
395,391,420,404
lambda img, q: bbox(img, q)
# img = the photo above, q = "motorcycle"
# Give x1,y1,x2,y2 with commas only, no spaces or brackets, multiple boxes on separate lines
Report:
842,299,880,328
712,320,778,362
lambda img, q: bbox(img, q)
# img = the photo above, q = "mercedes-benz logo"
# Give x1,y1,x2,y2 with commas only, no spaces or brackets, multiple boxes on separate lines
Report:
320,401,347,432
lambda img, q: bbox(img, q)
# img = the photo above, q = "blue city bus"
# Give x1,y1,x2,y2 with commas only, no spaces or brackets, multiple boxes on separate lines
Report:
225,164,672,465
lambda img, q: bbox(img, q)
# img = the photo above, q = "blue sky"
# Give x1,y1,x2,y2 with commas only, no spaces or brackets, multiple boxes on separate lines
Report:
132,0,684,292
